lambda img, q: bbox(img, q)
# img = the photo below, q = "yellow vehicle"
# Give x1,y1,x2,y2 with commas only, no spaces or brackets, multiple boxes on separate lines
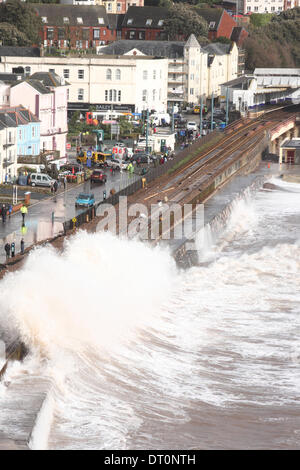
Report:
77,150,112,166
193,105,201,114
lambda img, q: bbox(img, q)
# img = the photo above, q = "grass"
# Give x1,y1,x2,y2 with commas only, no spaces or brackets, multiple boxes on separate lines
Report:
168,134,223,174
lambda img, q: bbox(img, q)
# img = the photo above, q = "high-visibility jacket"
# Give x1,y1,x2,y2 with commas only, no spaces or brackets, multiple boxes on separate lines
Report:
21,205,28,214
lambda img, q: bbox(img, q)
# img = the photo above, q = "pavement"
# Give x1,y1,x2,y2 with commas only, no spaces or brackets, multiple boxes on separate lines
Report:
0,165,141,264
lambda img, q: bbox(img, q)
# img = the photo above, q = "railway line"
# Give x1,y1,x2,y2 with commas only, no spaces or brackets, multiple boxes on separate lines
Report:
136,105,300,208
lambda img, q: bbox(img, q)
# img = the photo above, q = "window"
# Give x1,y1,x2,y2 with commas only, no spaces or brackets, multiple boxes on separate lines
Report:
19,129,22,141
105,90,108,101
63,17,69,24
107,3,112,12
58,28,65,40
42,17,47,23
143,70,148,80
190,74,194,80
146,19,152,26
153,89,156,101
247,6,251,10
93,29,100,39
158,20,164,26
47,28,54,40
25,66,31,76
142,89,147,101
254,6,258,10
117,3,121,11
80,30,88,41
49,68,55,74
32,127,35,138
118,90,121,102
153,70,156,79
106,68,112,80
127,18,133,25
98,17,104,24
63,69,69,79
116,69,121,80
78,88,84,101
209,21,215,29
190,88,194,95
78,69,84,79
77,17,83,24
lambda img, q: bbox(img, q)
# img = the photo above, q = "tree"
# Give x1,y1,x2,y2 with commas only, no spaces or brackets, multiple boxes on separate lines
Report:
0,23,30,46
163,4,208,41
0,0,42,45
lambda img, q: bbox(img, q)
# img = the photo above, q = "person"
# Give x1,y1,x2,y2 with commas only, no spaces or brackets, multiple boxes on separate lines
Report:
63,176,67,190
20,238,25,255
4,242,10,262
50,182,54,194
20,203,28,224
8,204,12,219
1,204,6,223
53,180,58,193
11,242,15,258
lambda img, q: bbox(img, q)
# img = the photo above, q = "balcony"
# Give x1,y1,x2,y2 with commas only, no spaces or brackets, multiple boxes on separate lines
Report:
3,140,15,147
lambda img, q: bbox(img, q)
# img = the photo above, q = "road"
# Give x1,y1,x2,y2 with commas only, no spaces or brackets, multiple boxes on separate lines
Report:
0,166,140,264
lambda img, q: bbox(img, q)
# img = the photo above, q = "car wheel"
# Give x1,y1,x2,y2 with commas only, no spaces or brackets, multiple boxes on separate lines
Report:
31,182,36,187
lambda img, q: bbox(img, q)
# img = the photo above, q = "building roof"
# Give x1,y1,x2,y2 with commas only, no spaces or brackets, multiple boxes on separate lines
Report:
203,42,232,56
196,8,224,31
34,4,109,27
221,75,254,89
107,13,125,30
281,138,300,149
122,6,169,29
97,39,185,58
0,73,24,84
0,47,40,58
29,72,66,88
185,34,200,48
0,106,40,126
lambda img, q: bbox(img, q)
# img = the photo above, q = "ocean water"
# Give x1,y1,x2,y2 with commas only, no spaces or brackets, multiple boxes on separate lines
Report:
0,177,299,450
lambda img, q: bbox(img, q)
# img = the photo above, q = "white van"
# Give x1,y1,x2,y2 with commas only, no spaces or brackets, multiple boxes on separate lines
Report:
150,113,170,126
30,173,56,187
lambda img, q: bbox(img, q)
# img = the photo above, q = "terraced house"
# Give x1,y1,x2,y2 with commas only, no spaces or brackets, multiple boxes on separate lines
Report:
35,4,114,50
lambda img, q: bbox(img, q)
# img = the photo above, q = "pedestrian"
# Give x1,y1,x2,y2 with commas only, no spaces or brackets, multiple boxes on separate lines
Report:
2,204,6,223
8,204,12,219
54,180,58,192
63,176,67,190
4,242,10,262
11,242,15,258
51,182,54,194
20,203,28,224
20,238,25,255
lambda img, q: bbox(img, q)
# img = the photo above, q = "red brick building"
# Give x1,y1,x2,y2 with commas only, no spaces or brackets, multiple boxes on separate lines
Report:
197,8,239,40
34,4,115,50
121,6,168,41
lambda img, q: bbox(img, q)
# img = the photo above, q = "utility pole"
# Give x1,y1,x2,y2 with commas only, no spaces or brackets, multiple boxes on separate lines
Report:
210,92,214,132
171,103,175,133
200,95,203,137
146,108,149,154
225,87,229,126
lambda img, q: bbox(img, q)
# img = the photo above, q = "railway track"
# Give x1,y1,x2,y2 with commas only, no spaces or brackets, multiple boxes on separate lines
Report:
141,106,300,206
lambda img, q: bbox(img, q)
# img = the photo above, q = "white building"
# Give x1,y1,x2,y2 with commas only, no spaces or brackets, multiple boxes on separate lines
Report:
0,55,168,115
238,0,298,14
98,36,239,107
0,114,18,184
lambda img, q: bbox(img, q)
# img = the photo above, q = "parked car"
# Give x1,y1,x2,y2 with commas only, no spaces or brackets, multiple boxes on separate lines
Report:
29,173,57,188
75,193,95,208
90,170,107,184
131,153,151,164
186,121,198,132
106,158,129,171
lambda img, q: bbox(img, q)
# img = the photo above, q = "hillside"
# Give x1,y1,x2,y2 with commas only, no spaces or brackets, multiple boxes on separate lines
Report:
243,8,300,70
